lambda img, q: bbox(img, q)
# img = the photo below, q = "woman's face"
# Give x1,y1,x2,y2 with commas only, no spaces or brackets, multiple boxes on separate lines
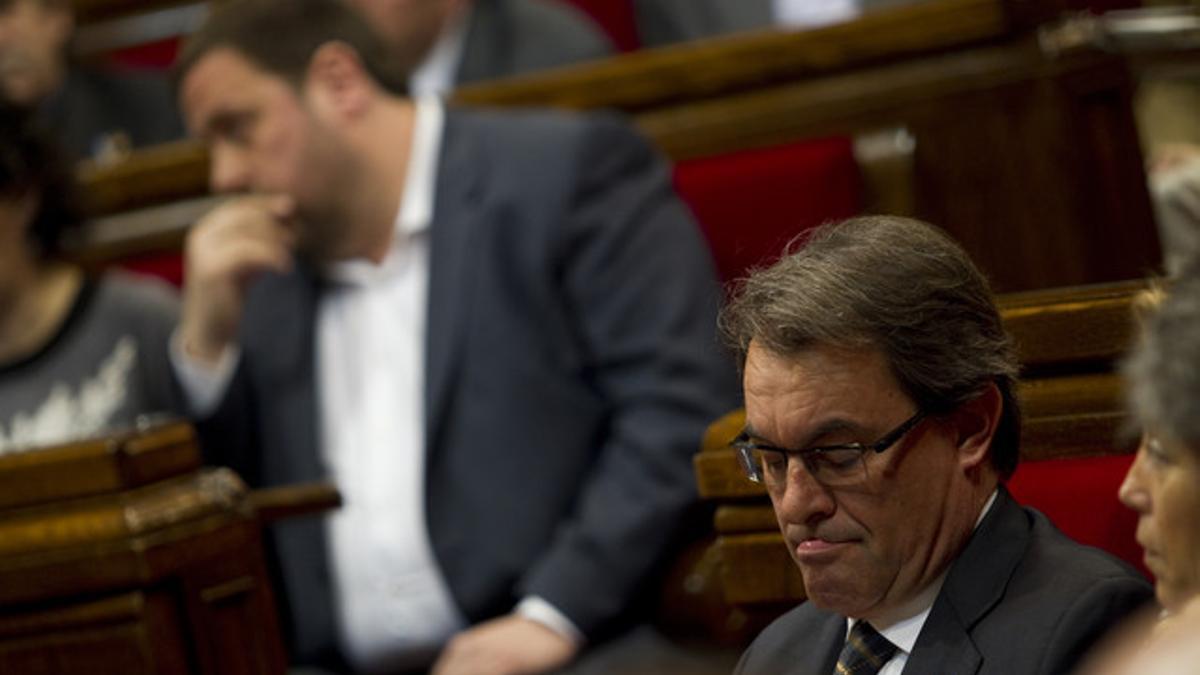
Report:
1120,433,1200,612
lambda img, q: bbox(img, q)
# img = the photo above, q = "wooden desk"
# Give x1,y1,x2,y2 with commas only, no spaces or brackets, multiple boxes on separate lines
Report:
0,421,289,675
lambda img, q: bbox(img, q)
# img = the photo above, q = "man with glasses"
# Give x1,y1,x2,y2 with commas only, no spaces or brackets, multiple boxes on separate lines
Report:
722,216,1150,675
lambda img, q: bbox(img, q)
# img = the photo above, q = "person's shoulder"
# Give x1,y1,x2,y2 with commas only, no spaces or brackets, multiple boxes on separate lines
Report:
449,105,653,175
1022,507,1148,584
451,105,632,141
737,602,839,674
501,0,615,53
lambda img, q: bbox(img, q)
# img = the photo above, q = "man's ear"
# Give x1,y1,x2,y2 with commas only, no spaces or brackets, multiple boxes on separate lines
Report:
949,381,1003,472
304,41,372,120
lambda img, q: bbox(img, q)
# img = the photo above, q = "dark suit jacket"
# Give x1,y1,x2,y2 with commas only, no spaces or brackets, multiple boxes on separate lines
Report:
195,106,736,665
455,0,614,85
735,488,1152,675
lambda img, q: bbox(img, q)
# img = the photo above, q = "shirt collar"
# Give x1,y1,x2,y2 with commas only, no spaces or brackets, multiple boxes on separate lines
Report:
409,5,471,97
397,95,444,240
847,488,1001,653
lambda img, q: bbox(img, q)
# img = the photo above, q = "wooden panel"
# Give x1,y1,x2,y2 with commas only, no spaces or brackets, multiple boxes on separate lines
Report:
0,592,144,639
998,279,1147,369
0,469,244,559
456,0,1013,112
715,505,777,535
0,591,192,675
79,140,210,217
0,422,288,674
716,533,806,606
1021,411,1131,461
183,549,287,675
1020,372,1122,420
0,421,200,511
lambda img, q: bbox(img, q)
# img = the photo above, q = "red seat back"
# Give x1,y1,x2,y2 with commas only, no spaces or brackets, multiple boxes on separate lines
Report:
553,0,639,51
1007,453,1148,578
673,137,862,283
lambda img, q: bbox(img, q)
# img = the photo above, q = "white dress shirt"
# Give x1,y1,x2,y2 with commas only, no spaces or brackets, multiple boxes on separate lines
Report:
315,97,463,673
849,489,999,675
171,96,580,672
408,6,471,97
773,0,860,28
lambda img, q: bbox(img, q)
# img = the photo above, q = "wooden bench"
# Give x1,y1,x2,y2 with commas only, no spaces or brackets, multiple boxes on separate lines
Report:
0,420,338,674
679,279,1149,645
71,0,1163,292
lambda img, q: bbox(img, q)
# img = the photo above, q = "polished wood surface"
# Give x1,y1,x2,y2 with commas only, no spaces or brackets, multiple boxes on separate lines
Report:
0,421,200,511
0,421,288,674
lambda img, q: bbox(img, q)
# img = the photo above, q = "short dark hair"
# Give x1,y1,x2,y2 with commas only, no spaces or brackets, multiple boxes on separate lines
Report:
0,105,82,258
1124,263,1200,451
721,216,1022,478
174,0,413,96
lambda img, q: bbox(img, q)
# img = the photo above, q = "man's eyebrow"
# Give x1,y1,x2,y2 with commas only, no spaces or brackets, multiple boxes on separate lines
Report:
741,418,865,450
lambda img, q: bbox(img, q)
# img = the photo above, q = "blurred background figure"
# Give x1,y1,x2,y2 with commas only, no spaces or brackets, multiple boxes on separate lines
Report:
0,106,179,454
1119,264,1200,614
633,0,918,46
0,0,182,161
342,0,614,96
1080,262,1200,674
1147,143,1200,275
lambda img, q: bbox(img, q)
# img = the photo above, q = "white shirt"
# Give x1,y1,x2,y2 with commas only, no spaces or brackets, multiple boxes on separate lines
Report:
171,97,580,672
848,489,999,675
408,6,471,97
773,0,861,28
316,96,461,673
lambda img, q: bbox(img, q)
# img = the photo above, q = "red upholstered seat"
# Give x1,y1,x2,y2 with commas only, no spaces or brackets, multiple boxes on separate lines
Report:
554,0,640,51
1007,453,1149,579
673,137,863,283
105,35,183,69
118,252,184,287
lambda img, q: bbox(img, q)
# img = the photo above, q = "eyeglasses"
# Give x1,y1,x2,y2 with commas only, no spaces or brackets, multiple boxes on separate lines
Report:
731,410,927,488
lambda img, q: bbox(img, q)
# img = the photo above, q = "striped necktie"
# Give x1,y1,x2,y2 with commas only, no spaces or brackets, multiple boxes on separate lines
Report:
834,620,898,675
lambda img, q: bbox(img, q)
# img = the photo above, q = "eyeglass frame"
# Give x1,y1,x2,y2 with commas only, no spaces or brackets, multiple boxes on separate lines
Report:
731,409,928,486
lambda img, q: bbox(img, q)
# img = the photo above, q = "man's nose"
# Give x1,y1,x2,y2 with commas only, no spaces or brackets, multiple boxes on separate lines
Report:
1118,447,1151,514
773,459,837,525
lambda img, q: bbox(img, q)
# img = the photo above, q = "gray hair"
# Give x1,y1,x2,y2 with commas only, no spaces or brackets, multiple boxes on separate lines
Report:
1124,264,1200,449
721,216,1022,477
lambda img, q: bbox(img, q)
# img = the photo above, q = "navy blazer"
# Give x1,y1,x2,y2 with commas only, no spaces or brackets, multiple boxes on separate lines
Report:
456,0,614,85
735,488,1152,675
194,106,737,664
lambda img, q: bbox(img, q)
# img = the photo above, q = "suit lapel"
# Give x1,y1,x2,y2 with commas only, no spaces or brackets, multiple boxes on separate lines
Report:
424,109,485,458
902,488,1030,675
813,615,847,675
256,260,326,485
455,1,507,85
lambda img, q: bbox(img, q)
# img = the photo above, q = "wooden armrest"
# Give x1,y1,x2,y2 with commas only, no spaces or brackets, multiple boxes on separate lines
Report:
248,482,341,524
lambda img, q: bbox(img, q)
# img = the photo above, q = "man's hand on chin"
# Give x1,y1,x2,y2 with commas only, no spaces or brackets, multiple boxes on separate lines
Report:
431,614,579,675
